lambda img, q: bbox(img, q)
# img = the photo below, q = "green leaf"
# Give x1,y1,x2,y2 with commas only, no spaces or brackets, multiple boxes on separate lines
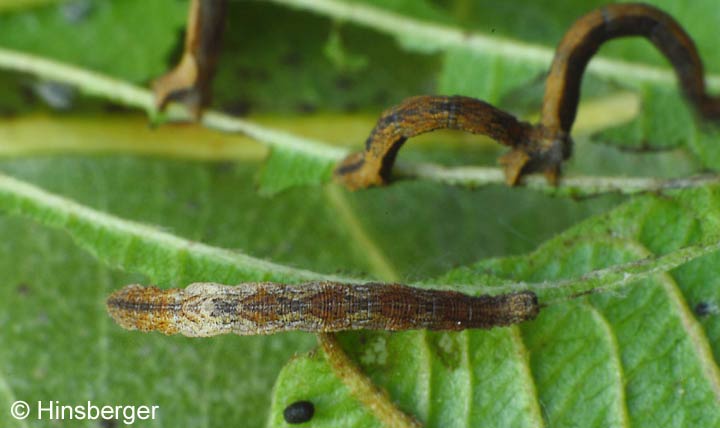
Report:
3,158,717,428
273,329,543,427
211,1,438,115
0,160,320,428
275,186,720,427
258,148,337,196
0,154,623,428
433,191,720,427
0,0,186,82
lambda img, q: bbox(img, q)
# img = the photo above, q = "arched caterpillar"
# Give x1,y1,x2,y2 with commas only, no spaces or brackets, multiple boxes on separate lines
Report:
106,282,538,337
335,3,720,189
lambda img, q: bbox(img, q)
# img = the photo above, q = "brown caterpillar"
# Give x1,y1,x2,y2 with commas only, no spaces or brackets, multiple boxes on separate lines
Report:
335,3,720,189
153,0,227,118
106,282,539,337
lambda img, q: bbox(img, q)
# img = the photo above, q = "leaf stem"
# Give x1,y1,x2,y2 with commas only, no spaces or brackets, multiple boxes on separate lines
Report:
429,238,720,303
318,333,422,428
0,47,346,160
396,163,720,197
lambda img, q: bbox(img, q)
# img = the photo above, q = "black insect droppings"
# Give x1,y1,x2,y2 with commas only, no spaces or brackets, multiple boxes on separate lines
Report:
283,400,314,424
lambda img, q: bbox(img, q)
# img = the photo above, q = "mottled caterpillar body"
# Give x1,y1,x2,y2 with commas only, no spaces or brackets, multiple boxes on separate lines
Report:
106,282,539,337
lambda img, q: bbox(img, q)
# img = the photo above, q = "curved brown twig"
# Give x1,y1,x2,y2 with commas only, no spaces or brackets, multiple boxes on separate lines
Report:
335,3,720,189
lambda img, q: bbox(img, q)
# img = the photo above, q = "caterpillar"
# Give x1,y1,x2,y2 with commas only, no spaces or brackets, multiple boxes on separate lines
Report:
106,282,539,337
335,3,720,189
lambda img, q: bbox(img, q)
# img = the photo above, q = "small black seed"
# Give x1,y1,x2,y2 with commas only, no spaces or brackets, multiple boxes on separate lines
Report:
283,400,314,424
